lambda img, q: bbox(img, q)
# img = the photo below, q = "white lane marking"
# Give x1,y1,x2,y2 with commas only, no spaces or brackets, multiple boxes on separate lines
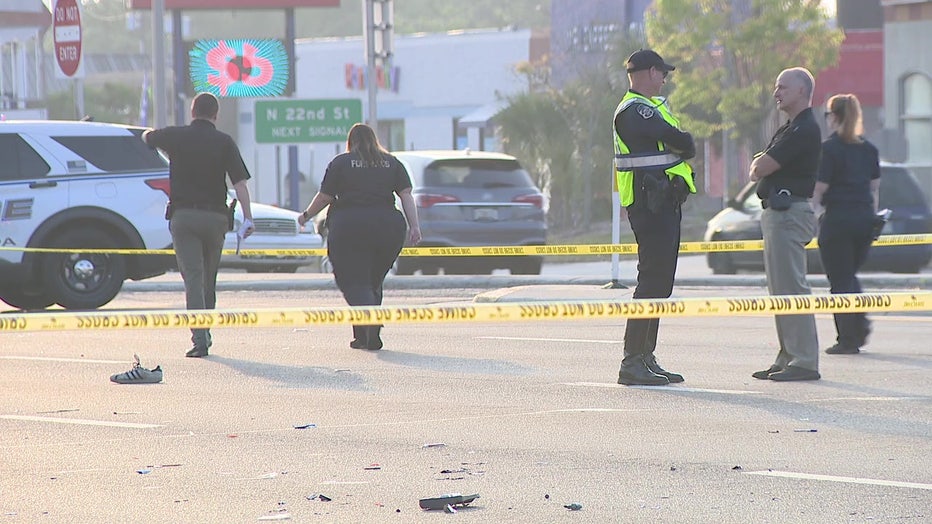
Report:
564,382,759,395
0,356,125,365
745,470,932,491
477,336,619,344
0,415,162,429
804,396,927,402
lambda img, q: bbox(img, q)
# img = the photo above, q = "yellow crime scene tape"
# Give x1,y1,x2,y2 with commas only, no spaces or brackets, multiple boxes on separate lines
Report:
1,292,929,333
0,234,930,257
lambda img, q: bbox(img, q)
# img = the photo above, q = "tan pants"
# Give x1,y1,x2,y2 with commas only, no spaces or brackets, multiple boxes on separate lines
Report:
761,202,820,371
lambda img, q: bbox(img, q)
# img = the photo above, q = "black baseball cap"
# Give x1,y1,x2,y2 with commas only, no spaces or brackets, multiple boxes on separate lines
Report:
625,49,676,73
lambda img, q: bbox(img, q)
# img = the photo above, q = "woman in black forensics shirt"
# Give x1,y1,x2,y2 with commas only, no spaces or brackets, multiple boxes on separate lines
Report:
298,124,421,349
812,94,880,355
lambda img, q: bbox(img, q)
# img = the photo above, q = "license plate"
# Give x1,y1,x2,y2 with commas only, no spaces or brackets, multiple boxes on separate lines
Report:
473,208,498,221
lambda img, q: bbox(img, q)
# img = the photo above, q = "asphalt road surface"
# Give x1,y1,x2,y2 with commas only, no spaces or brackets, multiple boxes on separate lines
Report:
1,286,929,522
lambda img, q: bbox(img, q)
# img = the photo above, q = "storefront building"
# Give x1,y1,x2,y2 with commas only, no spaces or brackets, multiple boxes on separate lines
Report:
234,27,545,207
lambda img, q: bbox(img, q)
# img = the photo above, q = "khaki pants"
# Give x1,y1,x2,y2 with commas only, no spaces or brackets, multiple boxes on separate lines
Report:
761,202,819,371
169,209,228,349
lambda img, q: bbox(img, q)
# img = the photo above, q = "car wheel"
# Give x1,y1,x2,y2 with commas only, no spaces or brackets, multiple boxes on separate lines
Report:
42,229,127,310
320,254,333,273
0,286,56,310
511,257,542,275
708,252,737,275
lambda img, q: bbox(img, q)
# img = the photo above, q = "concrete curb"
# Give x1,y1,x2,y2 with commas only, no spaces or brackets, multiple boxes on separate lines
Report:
122,273,932,293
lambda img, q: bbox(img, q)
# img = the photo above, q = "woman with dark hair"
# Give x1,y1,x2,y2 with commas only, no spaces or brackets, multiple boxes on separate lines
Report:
297,124,421,349
812,94,880,355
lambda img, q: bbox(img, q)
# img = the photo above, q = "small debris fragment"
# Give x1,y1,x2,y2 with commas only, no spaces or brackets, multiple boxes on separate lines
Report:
318,494,332,502
364,464,381,470
305,493,318,501
544,494,550,500
136,469,152,475
293,423,317,429
794,429,817,433
768,430,780,433
732,465,743,471
564,503,583,511
419,493,479,510
37,408,79,414
257,514,291,521
422,442,446,448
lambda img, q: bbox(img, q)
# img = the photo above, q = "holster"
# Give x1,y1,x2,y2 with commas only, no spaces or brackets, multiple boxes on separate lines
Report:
640,171,672,213
164,202,173,221
671,175,691,205
228,199,238,231
767,188,793,211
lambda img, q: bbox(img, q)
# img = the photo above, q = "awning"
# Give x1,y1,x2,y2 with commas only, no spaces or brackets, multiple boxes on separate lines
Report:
457,100,508,128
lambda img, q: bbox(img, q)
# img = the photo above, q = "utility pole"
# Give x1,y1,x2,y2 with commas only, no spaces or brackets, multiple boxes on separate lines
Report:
152,0,167,129
363,0,393,137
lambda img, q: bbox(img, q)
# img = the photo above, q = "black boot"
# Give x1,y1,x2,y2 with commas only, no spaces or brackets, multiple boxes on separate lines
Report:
618,356,669,386
644,355,684,383
350,325,368,349
366,325,383,350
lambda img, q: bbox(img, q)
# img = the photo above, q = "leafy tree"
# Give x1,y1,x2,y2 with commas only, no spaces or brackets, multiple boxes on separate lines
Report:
497,31,646,230
645,0,843,151
496,68,576,228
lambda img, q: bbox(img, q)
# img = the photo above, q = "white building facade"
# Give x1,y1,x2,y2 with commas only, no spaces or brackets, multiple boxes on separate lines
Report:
234,27,539,208
882,0,932,193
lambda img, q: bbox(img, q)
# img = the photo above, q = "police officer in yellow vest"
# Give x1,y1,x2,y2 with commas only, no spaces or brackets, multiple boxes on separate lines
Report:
614,49,696,386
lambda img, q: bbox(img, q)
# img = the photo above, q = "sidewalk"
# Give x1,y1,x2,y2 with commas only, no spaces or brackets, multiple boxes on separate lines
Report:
124,270,931,294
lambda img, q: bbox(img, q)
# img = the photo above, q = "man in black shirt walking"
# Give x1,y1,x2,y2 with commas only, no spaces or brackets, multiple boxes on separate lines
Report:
748,67,821,381
144,93,255,357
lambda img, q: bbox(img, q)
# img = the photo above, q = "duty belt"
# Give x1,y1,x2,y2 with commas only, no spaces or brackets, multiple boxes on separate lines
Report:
614,152,681,170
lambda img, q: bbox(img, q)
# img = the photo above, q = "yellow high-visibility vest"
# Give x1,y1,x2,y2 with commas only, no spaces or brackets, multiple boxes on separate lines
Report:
613,91,695,206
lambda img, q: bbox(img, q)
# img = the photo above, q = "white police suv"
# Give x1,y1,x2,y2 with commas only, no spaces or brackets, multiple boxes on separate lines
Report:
0,120,175,310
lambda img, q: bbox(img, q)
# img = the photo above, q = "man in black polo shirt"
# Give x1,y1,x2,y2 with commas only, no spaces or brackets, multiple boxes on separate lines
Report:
747,67,821,381
144,93,255,358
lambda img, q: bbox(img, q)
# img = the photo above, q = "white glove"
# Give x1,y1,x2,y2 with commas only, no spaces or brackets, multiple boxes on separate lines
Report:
237,218,254,240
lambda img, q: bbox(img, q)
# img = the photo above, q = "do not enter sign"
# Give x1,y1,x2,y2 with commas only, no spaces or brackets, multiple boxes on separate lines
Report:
53,0,83,78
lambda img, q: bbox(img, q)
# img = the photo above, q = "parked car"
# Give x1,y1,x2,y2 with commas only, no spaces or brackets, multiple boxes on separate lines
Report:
220,191,323,273
704,163,932,274
0,120,175,310
316,150,548,275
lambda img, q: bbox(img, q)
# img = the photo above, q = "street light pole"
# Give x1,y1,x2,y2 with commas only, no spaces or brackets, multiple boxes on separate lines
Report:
363,0,393,138
152,0,166,128
363,0,378,134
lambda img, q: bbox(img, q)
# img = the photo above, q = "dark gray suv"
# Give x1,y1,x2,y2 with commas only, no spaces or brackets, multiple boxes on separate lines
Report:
317,150,548,275
392,150,547,275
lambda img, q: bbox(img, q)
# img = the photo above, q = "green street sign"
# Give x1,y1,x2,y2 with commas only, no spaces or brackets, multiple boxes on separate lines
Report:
254,99,363,144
